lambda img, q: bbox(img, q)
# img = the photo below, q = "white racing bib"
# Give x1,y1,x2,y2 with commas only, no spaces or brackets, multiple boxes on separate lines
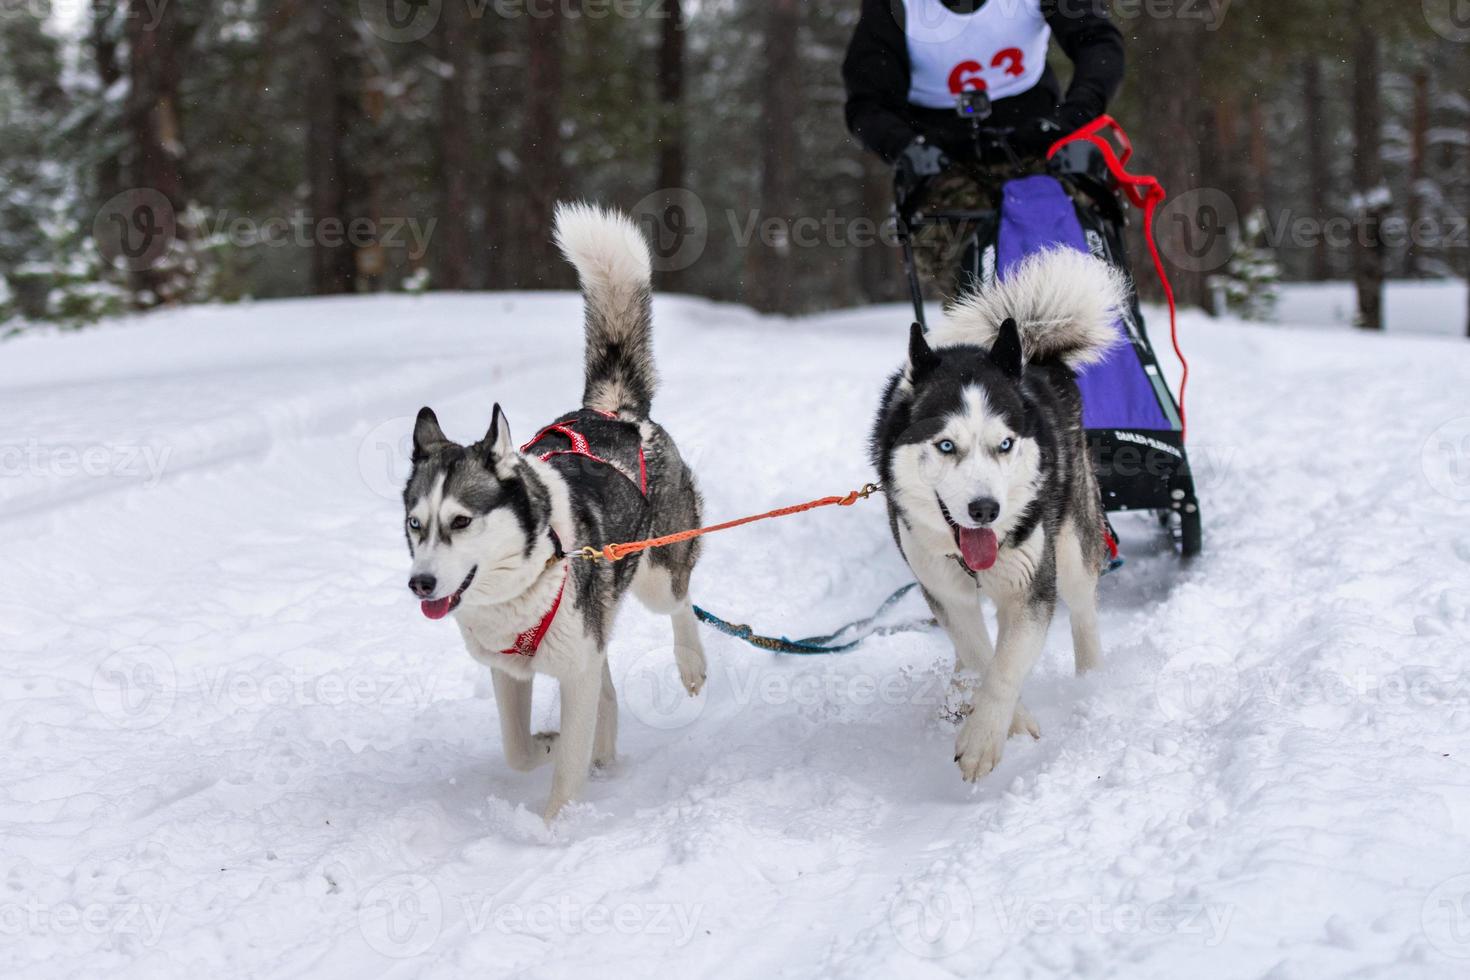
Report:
902,0,1052,109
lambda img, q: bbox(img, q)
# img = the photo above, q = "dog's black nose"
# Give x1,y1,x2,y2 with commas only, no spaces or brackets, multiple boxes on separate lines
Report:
968,497,1000,525
408,574,436,598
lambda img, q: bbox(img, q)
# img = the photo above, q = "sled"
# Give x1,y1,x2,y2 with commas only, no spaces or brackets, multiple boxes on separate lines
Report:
894,119,1202,557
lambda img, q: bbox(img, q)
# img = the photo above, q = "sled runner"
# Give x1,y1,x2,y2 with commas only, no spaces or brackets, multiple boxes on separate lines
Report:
894,113,1202,557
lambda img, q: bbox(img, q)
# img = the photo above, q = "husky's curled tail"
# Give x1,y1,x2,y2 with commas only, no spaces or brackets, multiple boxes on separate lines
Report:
930,247,1130,369
553,202,658,418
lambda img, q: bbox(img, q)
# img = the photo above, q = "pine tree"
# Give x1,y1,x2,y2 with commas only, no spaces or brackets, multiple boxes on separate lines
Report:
0,11,67,319
0,266,16,333
1,0,1462,332
1211,209,1282,322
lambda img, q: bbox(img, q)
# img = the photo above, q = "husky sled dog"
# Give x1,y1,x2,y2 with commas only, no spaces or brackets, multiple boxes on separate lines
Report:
403,203,706,821
871,248,1128,782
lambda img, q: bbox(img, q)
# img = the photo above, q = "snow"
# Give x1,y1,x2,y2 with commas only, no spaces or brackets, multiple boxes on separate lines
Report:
3,288,1470,978
1275,280,1468,337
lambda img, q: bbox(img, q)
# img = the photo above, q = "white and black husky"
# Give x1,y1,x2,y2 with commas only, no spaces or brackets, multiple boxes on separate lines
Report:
871,248,1128,782
403,203,706,821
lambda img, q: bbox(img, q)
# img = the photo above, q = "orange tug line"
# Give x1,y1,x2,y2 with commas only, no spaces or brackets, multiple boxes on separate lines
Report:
574,484,883,563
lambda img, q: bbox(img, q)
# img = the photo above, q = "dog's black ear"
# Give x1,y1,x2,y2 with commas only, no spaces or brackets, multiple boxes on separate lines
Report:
908,322,939,378
988,318,1024,378
484,402,515,461
412,407,448,462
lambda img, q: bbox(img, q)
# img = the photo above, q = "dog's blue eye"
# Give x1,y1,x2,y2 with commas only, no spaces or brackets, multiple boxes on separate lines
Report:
937,440,956,455
450,515,472,531
407,516,421,530
999,438,1014,453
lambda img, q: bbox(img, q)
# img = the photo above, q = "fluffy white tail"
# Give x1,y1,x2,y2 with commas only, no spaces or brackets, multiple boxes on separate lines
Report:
553,202,657,416
930,248,1130,369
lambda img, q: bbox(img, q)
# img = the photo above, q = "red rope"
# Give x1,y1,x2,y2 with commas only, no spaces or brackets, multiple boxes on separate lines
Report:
1048,116,1189,441
579,484,881,562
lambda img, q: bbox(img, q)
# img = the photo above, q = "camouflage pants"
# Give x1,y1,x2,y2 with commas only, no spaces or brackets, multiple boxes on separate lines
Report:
907,163,1040,297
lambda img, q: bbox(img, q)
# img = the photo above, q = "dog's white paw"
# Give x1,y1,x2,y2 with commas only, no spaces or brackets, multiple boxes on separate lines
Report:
955,703,1011,782
505,731,558,772
1009,701,1040,739
675,646,706,697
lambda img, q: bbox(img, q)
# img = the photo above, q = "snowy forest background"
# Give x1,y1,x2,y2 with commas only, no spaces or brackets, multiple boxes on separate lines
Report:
0,0,1466,334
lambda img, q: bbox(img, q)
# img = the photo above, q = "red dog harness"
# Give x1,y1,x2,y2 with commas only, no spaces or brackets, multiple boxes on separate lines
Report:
499,410,647,657
520,409,648,496
500,565,568,657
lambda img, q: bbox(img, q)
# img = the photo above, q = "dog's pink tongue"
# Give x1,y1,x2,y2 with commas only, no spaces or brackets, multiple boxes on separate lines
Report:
420,597,453,620
957,527,999,571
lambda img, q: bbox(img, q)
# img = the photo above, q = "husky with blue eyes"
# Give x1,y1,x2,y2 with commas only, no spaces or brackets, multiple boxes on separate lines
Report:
403,203,706,822
871,248,1128,782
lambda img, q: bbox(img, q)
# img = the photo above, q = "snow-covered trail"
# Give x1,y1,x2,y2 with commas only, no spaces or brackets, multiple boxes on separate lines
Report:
3,293,1470,978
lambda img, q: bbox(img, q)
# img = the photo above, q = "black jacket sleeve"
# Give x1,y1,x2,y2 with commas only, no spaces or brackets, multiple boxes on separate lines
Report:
842,0,918,165
1042,0,1126,131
